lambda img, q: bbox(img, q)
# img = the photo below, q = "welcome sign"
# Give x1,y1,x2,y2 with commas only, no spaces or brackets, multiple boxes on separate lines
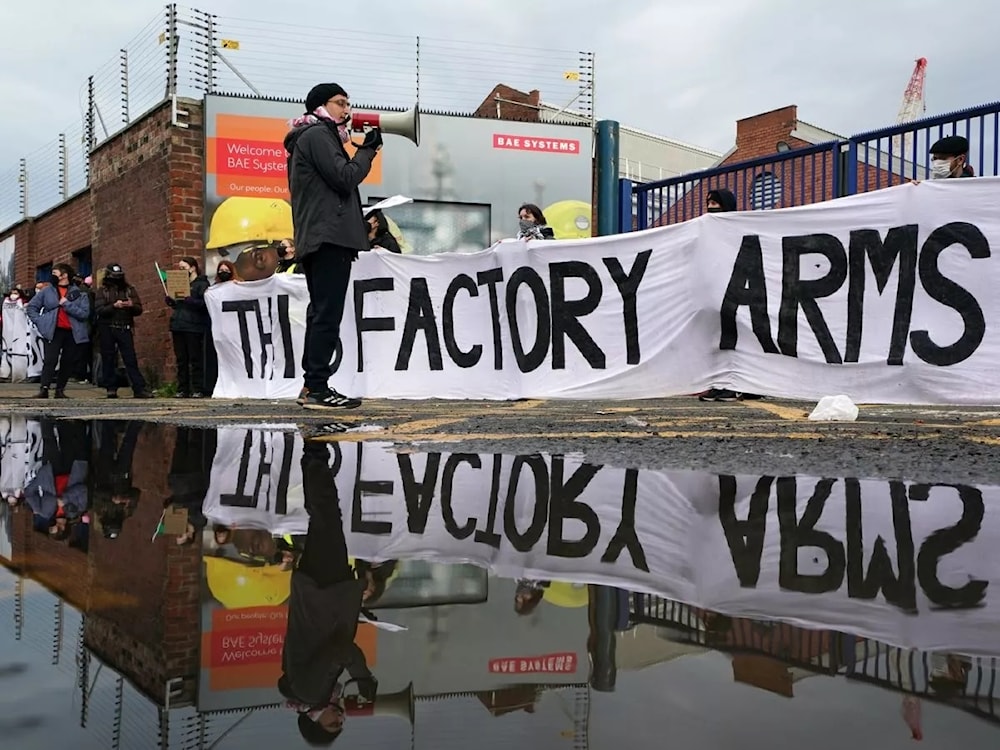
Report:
205,179,1000,404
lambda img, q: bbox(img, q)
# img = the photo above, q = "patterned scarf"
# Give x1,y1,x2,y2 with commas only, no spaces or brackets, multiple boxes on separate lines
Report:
288,106,350,144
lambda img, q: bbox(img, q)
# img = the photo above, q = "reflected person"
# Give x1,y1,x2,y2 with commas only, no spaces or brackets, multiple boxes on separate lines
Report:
278,438,378,745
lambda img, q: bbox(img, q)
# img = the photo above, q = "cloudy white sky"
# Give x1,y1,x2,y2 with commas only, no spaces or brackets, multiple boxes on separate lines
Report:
1,0,998,169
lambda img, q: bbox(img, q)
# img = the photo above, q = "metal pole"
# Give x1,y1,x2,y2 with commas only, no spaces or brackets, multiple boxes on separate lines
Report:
18,158,27,218
415,36,421,104
595,120,620,236
165,4,179,99
58,133,68,200
587,585,617,692
120,48,130,124
617,178,633,233
205,11,216,93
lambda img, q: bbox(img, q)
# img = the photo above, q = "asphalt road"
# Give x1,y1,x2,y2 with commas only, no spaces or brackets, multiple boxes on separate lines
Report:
2,382,998,484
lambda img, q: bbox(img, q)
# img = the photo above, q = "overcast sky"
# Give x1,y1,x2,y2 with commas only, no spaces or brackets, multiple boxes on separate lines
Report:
1,0,997,171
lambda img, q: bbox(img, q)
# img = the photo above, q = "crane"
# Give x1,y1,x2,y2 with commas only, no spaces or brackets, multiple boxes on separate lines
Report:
892,57,927,160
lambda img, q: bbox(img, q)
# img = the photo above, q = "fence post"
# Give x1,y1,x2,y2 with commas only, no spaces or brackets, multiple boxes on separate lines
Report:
595,120,620,236
120,49,130,124
165,4,179,98
617,179,633,233
588,585,618,692
18,158,28,219
205,10,216,93
415,36,421,104
58,133,68,200
844,140,859,197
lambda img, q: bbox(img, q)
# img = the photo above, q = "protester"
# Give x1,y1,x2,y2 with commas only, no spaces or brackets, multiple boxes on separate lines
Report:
929,135,974,179
165,256,210,398
94,263,153,399
284,82,381,410
366,209,401,253
26,263,90,399
278,238,304,273
517,203,555,240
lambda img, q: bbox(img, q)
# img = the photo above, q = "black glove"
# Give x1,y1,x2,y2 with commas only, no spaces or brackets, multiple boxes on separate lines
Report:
359,127,383,152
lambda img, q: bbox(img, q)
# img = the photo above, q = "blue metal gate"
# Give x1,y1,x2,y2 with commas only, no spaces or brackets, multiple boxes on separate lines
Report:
619,100,1000,233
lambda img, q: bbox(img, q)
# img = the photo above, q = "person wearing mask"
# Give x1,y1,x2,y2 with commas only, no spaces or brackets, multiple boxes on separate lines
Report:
277,238,304,273
214,260,237,283
284,82,381,411
164,256,210,398
26,264,90,399
94,263,152,399
366,209,401,253
698,189,763,403
517,203,556,241
929,135,974,179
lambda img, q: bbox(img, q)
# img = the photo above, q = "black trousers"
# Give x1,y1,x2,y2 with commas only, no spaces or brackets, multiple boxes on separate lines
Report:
99,325,147,393
298,441,353,586
40,328,79,391
302,246,353,393
172,331,205,394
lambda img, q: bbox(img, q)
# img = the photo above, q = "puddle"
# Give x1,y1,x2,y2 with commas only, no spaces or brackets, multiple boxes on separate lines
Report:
1,416,998,747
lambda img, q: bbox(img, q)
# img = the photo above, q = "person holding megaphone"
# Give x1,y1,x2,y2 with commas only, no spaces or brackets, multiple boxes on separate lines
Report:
285,83,382,411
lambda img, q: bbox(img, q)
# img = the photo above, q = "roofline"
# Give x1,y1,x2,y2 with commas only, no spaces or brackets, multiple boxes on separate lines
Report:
538,100,721,157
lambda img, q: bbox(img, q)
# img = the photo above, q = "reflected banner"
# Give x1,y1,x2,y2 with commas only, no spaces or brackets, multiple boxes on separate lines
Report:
201,426,1000,660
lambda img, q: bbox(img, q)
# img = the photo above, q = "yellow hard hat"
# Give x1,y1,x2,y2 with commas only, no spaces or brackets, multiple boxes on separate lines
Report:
204,556,291,609
543,581,589,608
543,200,592,239
206,197,294,250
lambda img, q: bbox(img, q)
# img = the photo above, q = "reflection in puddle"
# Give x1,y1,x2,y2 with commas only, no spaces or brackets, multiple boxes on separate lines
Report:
0,417,998,747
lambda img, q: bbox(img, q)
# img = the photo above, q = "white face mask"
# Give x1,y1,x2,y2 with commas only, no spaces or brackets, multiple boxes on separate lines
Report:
930,158,955,179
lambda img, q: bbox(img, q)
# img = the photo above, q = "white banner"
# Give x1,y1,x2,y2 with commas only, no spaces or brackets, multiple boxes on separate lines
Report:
1,302,43,382
205,179,1000,403
0,417,43,498
202,426,1000,656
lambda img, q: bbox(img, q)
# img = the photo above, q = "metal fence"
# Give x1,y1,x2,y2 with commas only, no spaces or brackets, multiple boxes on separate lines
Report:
631,592,1000,723
621,100,1000,232
0,4,595,233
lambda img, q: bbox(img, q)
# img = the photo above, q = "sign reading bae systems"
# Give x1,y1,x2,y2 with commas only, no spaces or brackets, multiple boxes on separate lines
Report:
492,133,581,153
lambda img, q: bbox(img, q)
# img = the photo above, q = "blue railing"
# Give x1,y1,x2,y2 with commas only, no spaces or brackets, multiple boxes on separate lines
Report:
620,99,1000,232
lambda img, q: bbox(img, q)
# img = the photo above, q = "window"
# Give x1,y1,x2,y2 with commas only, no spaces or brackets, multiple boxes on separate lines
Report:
72,247,93,278
751,172,782,210
36,262,52,283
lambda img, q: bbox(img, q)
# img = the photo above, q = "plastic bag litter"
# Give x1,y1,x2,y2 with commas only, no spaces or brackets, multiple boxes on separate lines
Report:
807,395,859,422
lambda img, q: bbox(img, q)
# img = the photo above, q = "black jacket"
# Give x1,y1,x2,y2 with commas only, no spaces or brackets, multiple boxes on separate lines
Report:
168,275,210,334
371,230,401,254
284,122,377,258
95,282,143,328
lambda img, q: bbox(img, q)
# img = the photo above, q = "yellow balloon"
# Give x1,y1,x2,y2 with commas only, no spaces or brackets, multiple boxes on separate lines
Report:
204,557,291,609
543,200,592,239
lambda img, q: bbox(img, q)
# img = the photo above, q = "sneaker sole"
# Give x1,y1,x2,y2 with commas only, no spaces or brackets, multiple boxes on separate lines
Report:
302,401,362,410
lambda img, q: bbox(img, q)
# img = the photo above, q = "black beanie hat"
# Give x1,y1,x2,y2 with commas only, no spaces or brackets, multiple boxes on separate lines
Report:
305,83,348,113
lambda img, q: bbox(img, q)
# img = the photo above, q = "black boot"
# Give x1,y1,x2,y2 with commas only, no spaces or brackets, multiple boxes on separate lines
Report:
34,387,49,399
54,389,69,399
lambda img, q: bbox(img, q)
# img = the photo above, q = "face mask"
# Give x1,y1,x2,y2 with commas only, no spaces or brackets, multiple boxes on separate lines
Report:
9,294,18,301
217,271,233,282
707,206,724,213
930,158,955,179
50,274,60,285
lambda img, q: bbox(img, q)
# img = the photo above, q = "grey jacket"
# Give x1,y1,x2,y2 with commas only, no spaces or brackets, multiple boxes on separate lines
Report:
284,121,376,258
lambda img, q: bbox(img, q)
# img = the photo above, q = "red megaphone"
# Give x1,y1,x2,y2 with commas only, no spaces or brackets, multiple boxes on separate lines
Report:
348,106,420,146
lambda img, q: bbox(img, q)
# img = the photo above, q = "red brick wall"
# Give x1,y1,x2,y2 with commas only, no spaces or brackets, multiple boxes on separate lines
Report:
653,105,902,226
89,99,205,383
3,192,92,285
473,84,541,122
82,424,202,705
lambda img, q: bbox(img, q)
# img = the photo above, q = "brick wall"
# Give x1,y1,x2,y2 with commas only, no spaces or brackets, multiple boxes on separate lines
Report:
90,99,205,382
473,83,541,122
652,105,902,226
83,423,201,706
3,192,92,287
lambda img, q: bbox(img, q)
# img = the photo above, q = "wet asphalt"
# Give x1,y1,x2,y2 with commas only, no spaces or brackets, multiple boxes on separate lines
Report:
3,383,998,485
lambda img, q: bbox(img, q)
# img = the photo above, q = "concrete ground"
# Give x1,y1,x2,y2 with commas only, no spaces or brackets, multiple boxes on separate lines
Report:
2,382,997,484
